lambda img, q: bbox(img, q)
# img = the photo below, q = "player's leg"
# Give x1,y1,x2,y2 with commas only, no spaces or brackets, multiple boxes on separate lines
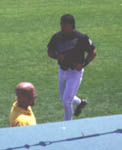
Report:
58,68,66,101
62,70,84,120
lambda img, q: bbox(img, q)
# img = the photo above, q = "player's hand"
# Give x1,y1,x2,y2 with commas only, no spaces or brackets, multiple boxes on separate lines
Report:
76,64,83,71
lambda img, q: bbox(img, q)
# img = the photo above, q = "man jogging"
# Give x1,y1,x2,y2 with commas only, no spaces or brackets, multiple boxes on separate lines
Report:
48,14,96,120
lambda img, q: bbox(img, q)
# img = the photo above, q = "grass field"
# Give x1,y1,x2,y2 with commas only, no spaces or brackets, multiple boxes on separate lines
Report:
0,0,122,128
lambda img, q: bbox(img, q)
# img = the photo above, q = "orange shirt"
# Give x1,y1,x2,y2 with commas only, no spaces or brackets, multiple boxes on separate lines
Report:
9,101,36,127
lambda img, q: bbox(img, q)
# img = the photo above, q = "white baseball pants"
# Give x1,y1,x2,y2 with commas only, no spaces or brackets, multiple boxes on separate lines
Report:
58,68,84,120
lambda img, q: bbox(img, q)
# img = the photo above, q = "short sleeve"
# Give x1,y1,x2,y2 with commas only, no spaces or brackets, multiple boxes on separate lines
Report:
47,33,59,59
83,35,96,52
47,34,57,49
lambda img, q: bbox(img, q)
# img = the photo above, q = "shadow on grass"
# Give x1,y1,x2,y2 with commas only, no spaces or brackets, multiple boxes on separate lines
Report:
3,129,122,150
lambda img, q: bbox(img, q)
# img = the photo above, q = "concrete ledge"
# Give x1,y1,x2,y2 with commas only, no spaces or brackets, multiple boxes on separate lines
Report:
0,114,122,150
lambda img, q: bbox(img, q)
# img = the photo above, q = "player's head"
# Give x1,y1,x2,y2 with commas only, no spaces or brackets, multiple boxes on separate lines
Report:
16,82,37,108
60,14,75,33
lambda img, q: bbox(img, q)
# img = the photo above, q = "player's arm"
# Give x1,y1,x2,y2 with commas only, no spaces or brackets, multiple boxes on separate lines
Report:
76,36,96,71
76,49,96,70
47,35,57,59
48,47,57,59
82,48,96,67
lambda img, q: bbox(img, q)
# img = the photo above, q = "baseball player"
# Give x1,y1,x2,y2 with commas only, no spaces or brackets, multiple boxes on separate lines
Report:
47,14,96,120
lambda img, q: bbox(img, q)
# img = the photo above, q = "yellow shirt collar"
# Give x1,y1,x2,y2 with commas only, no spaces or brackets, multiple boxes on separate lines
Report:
13,101,32,116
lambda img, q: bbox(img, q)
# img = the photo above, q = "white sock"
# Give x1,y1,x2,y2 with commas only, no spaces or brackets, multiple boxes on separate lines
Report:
73,96,81,105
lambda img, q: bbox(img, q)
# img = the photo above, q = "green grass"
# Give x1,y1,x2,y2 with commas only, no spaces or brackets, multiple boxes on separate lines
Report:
0,0,122,127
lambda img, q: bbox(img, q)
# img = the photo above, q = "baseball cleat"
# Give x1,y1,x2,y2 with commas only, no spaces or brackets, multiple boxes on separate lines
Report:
74,99,87,116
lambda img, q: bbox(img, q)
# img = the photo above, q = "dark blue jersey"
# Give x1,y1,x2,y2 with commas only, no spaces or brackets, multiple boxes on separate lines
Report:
48,30,95,67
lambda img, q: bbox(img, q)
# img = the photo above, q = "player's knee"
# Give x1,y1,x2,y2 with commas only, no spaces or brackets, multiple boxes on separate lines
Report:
62,94,74,109
63,95,73,103
63,97,72,108
63,101,72,110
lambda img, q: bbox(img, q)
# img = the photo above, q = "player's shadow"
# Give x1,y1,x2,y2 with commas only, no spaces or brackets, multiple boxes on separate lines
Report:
3,129,122,150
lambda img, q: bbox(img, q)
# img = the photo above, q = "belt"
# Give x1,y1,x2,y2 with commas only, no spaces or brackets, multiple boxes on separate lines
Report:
60,65,75,71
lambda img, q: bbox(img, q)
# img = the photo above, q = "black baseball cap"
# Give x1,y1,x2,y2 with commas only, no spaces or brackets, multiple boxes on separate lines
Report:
60,14,75,29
